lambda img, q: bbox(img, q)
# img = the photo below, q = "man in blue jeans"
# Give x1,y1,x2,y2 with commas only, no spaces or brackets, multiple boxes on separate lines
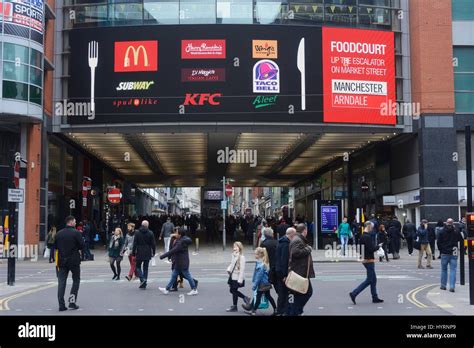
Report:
159,228,198,296
437,218,463,292
349,221,384,304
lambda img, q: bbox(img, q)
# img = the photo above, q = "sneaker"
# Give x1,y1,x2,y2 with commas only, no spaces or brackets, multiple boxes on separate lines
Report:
125,276,131,282
115,276,120,281
159,287,169,295
372,298,384,303
426,265,433,269
68,303,79,310
187,289,198,296
440,286,447,290
449,289,455,293
349,292,356,305
112,275,118,280
226,305,237,312
139,281,147,289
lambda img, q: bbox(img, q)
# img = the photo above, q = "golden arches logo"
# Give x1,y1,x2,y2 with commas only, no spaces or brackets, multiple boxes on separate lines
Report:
124,45,149,68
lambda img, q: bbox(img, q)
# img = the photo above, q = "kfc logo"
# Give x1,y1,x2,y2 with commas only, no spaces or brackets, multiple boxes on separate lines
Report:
181,40,226,59
183,93,222,106
114,41,158,72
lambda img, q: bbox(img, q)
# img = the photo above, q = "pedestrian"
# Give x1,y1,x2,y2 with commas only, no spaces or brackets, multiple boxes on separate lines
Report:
241,247,277,315
168,230,199,291
349,221,384,305
82,220,93,261
402,219,417,256
108,227,124,280
261,227,277,285
159,228,198,296
225,242,250,312
124,223,138,281
428,222,437,260
159,217,174,257
286,223,315,316
437,218,463,292
0,226,4,258
275,227,296,315
337,216,352,256
377,224,389,262
275,217,290,239
387,216,403,259
434,220,444,260
46,226,57,263
55,215,85,311
416,219,433,269
132,220,156,289
351,218,360,245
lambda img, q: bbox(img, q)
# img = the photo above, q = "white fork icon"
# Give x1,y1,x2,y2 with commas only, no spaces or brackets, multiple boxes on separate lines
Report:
88,41,98,112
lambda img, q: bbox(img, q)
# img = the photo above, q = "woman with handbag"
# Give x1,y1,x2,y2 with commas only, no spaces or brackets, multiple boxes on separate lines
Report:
242,247,277,316
225,242,250,312
46,226,57,263
377,224,390,262
108,227,124,280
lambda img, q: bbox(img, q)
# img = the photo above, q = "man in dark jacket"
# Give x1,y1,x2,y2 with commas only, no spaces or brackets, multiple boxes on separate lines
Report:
275,227,296,315
437,218,463,292
349,222,383,305
286,223,315,316
416,219,433,269
402,219,417,255
159,228,198,296
276,218,290,238
387,216,403,259
55,215,85,311
132,220,156,289
261,227,278,284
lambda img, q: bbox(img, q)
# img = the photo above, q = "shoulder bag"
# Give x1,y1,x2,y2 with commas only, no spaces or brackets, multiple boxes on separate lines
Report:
285,247,310,294
227,256,245,288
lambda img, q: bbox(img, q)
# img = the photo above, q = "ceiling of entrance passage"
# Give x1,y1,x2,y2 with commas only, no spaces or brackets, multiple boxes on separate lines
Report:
66,132,392,187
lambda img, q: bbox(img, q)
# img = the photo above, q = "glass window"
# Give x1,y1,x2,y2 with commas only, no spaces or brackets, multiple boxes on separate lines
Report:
453,0,474,21
180,0,216,24
217,0,252,24
3,62,29,83
3,43,29,64
144,0,179,24
454,47,474,113
455,93,474,113
2,80,28,101
359,0,390,6
65,152,74,193
75,4,108,23
255,1,283,24
29,85,42,105
30,49,42,68
454,47,474,72
48,142,62,194
109,2,143,22
455,74,474,91
30,66,42,86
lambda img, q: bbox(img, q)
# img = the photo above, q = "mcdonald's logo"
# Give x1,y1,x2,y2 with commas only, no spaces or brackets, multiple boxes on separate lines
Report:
114,41,158,72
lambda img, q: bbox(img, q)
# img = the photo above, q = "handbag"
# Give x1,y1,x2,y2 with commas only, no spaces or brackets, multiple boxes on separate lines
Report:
376,247,385,258
285,250,311,295
414,237,421,250
254,289,269,309
258,283,272,292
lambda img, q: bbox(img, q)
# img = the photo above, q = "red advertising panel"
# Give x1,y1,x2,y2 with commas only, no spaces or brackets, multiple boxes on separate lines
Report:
114,41,158,72
181,39,226,59
323,27,395,125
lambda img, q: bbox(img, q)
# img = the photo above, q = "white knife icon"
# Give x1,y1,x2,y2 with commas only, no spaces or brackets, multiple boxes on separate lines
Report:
297,38,306,111
88,41,98,112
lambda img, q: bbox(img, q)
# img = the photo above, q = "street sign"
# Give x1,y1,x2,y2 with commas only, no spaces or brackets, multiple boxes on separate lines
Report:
107,188,122,204
221,200,227,210
8,188,24,203
225,184,232,197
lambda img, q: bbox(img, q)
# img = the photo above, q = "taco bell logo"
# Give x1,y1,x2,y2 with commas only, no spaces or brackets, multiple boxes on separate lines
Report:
253,59,280,94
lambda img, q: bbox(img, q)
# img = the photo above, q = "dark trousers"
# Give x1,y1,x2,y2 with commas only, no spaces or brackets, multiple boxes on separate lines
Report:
110,257,122,277
57,264,81,307
253,290,276,311
287,281,313,316
406,237,414,255
229,281,246,306
275,274,289,314
352,262,378,300
379,243,389,262
429,240,436,258
136,259,150,282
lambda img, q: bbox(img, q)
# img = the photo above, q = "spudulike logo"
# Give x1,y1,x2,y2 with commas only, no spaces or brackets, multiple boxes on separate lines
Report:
253,59,280,94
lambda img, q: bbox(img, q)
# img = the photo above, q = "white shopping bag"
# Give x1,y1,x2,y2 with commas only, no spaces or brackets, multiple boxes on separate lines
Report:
151,256,156,266
43,247,51,259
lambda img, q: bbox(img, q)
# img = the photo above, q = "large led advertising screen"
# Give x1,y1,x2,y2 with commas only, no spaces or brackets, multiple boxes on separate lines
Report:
66,25,394,125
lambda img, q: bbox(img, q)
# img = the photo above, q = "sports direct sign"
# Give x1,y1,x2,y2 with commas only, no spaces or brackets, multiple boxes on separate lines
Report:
322,27,396,125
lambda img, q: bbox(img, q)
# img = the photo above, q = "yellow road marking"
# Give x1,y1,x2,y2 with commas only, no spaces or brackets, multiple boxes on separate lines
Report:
406,284,437,309
0,283,56,311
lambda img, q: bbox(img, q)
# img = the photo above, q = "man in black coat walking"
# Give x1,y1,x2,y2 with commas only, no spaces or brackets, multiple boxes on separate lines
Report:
387,216,403,259
276,218,290,238
132,220,156,289
275,227,296,315
261,227,278,284
402,219,417,256
55,215,85,311
159,228,198,296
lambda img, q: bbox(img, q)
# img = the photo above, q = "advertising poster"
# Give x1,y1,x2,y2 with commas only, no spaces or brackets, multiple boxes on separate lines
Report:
0,0,44,44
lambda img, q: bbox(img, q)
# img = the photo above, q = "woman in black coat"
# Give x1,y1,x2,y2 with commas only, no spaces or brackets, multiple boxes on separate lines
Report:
377,224,389,262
